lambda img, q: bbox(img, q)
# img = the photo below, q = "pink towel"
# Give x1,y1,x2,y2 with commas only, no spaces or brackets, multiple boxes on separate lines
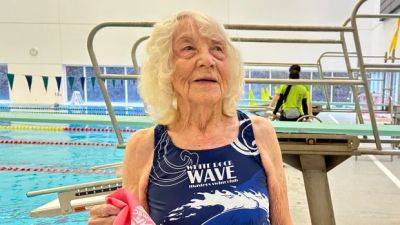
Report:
106,188,156,225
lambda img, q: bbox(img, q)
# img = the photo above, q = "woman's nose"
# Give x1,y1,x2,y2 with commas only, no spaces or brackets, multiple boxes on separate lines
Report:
197,47,216,68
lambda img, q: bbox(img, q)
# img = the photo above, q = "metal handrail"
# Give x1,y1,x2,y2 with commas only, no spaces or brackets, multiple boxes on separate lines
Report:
87,0,396,150
230,37,342,44
88,24,352,146
243,62,318,68
347,0,400,149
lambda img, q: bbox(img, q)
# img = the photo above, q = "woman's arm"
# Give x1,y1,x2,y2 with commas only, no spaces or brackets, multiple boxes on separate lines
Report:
88,128,154,224
122,128,154,211
251,116,293,225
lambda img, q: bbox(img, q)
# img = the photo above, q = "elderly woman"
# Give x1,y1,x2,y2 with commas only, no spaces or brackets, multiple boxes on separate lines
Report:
89,11,292,225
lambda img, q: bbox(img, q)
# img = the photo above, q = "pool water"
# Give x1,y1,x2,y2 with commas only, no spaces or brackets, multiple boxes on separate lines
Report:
0,124,137,225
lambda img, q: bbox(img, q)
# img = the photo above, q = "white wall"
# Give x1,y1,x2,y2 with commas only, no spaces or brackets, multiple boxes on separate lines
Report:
0,0,384,104
370,6,400,58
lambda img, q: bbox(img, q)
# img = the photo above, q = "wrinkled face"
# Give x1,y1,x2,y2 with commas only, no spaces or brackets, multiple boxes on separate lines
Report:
170,18,230,106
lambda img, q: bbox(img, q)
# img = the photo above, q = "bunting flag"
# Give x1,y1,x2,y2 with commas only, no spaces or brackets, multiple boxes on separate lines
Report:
42,76,49,92
25,75,33,92
80,77,85,91
55,76,62,92
120,79,124,86
260,87,270,101
388,19,400,57
90,77,96,89
112,79,116,88
67,77,75,89
7,73,14,90
248,88,256,106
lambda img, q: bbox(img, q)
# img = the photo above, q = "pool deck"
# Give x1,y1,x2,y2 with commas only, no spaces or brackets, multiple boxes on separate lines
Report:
286,153,400,225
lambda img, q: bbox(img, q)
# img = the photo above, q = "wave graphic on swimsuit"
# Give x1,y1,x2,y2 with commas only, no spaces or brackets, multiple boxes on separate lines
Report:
150,130,199,186
231,118,259,156
166,189,270,224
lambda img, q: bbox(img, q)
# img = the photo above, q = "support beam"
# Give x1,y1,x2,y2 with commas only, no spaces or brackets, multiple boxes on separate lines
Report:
300,155,336,225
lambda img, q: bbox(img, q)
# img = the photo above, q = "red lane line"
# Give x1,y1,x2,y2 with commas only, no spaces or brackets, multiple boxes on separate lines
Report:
0,139,114,147
0,166,113,174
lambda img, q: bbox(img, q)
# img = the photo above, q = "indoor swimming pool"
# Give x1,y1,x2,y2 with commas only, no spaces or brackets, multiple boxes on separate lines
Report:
0,123,136,225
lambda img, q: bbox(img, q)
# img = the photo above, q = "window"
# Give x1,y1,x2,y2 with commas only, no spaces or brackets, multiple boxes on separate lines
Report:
0,64,9,101
85,66,104,102
249,69,269,101
66,66,84,101
312,71,330,102
332,72,352,103
126,67,141,103
65,65,142,105
105,67,125,103
242,69,251,103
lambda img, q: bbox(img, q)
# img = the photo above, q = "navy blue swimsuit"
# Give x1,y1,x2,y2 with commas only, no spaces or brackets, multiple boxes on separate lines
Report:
147,111,270,225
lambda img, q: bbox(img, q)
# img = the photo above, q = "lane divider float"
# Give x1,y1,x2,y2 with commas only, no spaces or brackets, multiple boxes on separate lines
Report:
0,166,114,174
0,139,114,147
0,125,136,133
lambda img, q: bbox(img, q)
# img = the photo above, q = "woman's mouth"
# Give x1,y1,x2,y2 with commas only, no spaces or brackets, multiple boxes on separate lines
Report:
194,78,217,83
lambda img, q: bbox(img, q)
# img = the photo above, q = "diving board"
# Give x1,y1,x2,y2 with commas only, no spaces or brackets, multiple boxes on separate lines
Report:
273,121,400,136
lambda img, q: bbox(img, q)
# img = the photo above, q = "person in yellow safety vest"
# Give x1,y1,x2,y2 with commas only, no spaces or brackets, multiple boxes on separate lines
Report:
270,65,310,121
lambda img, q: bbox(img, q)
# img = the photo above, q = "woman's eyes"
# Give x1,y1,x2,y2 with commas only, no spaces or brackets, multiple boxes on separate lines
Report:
182,45,195,51
181,45,223,52
177,44,225,59
211,45,224,52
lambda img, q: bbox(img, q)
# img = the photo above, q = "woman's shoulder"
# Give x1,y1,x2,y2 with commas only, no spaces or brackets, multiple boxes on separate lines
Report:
125,127,155,161
248,115,275,133
248,115,279,151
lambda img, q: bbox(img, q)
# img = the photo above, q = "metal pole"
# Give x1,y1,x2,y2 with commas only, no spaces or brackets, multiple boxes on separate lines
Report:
131,36,149,73
95,75,364,86
244,62,318,68
356,14,400,19
87,25,124,145
223,24,353,32
243,78,363,85
340,31,364,124
364,64,400,68
230,37,342,44
300,155,336,225
350,0,382,149
382,72,386,111
389,72,395,113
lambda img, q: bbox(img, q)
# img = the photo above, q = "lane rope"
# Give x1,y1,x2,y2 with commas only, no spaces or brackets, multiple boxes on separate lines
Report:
0,105,146,116
0,125,136,133
0,139,114,147
0,166,114,174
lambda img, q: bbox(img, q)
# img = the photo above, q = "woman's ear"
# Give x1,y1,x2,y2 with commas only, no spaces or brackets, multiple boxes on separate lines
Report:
172,96,177,110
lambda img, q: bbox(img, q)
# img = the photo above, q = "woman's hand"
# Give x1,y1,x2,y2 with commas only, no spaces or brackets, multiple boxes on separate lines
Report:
88,204,120,225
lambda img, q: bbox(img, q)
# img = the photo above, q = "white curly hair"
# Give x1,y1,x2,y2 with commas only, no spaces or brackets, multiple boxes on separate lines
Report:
138,11,244,125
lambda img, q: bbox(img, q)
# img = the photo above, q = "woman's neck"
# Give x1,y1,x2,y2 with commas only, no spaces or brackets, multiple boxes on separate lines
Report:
170,100,226,134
